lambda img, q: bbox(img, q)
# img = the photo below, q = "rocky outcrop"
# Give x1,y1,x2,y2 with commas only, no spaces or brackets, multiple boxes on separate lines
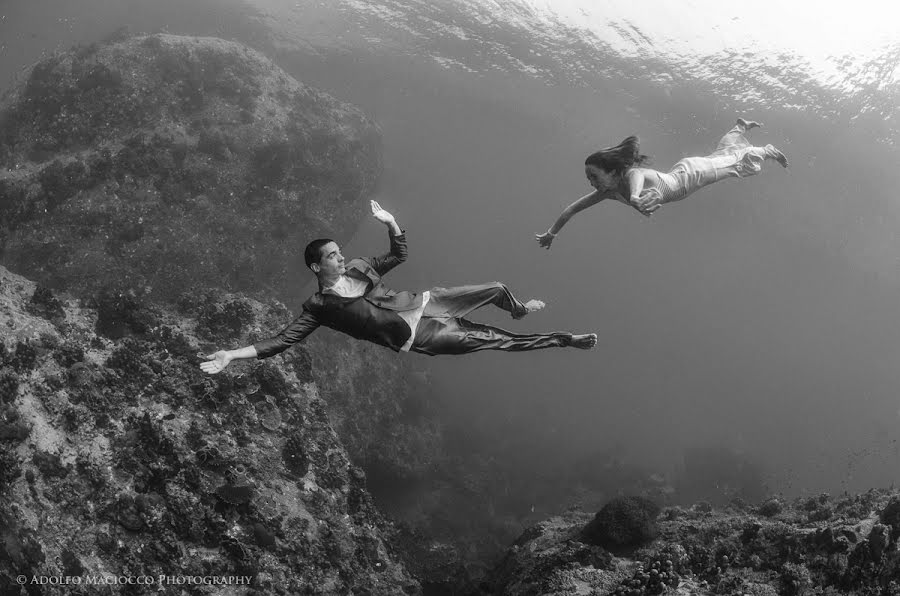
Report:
0,265,420,595
0,33,436,593
0,32,381,302
0,30,444,532
483,490,900,595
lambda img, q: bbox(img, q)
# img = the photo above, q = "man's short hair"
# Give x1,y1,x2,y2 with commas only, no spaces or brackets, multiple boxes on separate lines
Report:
304,238,335,268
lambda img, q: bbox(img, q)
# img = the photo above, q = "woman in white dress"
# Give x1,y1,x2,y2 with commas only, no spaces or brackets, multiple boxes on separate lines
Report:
535,118,789,249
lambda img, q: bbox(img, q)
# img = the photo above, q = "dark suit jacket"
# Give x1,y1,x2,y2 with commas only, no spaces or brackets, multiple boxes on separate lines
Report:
254,231,424,358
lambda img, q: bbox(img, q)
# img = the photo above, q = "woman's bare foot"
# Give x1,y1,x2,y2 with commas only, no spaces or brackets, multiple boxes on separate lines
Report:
737,118,762,130
513,299,546,319
568,333,598,349
765,144,789,168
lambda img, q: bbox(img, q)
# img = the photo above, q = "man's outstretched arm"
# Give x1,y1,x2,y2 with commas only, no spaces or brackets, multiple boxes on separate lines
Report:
200,309,320,374
367,199,407,275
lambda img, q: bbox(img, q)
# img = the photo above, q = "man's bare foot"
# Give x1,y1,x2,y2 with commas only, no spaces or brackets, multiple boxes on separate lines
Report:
765,144,789,168
524,299,545,314
513,299,546,319
737,118,762,130
569,333,598,350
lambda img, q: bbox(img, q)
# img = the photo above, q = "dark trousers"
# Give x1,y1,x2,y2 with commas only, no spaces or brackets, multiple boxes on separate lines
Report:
410,282,574,356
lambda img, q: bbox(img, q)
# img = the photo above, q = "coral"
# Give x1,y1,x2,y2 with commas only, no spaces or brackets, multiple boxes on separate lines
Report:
191,374,237,409
150,325,195,359
61,404,92,433
869,523,890,559
52,341,85,368
32,450,68,478
106,337,156,387
10,340,38,372
134,412,178,464
215,483,255,505
75,456,108,490
0,404,30,442
66,362,111,413
256,400,283,431
26,284,65,321
60,547,86,576
221,534,258,575
693,500,713,513
254,361,291,402
185,420,204,449
581,496,661,551
611,559,680,596
195,295,254,341
287,345,314,384
879,496,900,539
780,561,812,596
0,450,22,491
0,370,19,403
164,482,205,541
94,286,157,339
251,522,276,549
318,449,351,491
282,433,310,478
195,442,225,468
807,504,834,523
758,497,784,517
0,511,46,571
116,494,145,531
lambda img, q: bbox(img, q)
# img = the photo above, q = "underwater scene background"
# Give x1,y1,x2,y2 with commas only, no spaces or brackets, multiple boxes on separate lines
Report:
2,1,900,593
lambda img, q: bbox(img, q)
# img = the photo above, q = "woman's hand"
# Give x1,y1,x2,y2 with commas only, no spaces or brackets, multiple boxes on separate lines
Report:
200,350,233,375
630,190,662,217
535,231,555,249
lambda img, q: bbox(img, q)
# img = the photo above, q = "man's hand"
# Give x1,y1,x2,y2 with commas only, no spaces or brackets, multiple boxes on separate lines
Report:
535,231,555,249
200,350,233,375
370,200,396,225
630,190,662,217
371,200,402,235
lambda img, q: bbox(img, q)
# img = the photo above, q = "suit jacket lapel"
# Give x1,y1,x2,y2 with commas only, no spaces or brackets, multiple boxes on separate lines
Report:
346,263,376,290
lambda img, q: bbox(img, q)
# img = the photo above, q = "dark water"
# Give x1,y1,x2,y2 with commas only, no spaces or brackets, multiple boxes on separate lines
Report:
4,0,900,503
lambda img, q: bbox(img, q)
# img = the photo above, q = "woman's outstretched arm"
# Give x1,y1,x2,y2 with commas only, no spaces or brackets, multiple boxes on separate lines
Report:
536,190,604,249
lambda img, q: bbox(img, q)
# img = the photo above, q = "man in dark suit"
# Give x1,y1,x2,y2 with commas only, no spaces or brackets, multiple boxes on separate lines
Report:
201,201,596,374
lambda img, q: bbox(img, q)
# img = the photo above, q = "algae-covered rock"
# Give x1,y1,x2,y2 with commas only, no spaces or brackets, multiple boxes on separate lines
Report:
582,496,661,552
484,488,900,596
0,264,420,595
0,31,441,513
0,33,381,302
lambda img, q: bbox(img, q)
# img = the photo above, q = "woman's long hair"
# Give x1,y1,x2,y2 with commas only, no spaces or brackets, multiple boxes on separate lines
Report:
584,136,649,175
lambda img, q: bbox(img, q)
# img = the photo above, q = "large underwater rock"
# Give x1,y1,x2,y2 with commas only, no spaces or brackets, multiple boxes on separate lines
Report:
0,32,445,593
0,32,381,301
0,31,444,523
483,491,900,595
0,264,420,595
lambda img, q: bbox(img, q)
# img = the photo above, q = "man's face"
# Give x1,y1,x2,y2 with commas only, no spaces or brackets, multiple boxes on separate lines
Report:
312,241,345,276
